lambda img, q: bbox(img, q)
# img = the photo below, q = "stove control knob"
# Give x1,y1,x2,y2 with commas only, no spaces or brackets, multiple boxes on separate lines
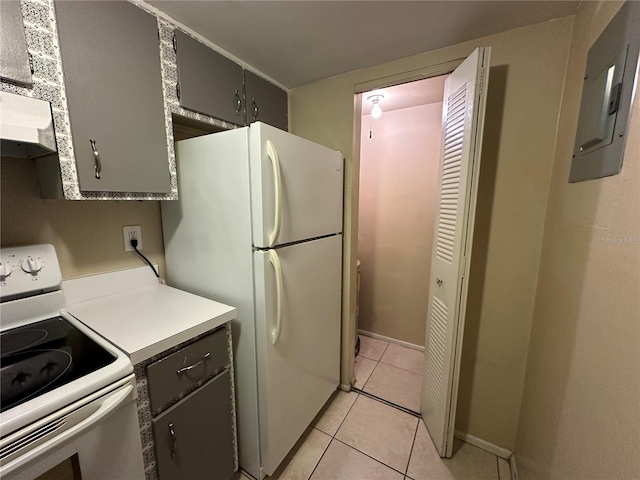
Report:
21,257,43,275
0,262,12,280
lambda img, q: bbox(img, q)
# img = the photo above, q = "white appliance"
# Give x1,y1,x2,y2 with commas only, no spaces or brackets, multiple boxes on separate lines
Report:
161,122,343,480
0,244,144,480
0,91,57,158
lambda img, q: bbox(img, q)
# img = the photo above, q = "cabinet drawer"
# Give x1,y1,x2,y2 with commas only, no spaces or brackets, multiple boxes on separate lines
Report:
153,370,234,480
147,327,228,410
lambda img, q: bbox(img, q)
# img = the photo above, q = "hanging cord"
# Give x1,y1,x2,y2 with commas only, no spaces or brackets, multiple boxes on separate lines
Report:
131,239,165,284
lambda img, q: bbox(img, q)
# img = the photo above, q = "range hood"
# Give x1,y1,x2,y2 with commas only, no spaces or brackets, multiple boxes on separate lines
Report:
0,91,57,158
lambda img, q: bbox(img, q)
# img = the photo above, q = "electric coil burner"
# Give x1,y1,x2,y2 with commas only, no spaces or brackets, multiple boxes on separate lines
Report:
0,244,144,480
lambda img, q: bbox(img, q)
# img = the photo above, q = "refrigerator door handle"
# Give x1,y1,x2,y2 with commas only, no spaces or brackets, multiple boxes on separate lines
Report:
269,249,284,345
267,140,282,247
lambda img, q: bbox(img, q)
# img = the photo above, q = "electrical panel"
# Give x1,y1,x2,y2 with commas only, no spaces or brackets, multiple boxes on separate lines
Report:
570,1,640,182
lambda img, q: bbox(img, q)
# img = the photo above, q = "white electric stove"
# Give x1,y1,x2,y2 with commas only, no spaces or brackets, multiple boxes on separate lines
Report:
0,244,144,480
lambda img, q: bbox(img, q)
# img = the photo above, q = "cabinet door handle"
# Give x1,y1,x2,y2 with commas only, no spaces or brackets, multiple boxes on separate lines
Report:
252,96,259,121
176,352,211,375
234,89,242,115
90,139,101,179
168,423,177,458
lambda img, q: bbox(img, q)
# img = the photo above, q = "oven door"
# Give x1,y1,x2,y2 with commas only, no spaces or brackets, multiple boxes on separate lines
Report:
0,374,144,480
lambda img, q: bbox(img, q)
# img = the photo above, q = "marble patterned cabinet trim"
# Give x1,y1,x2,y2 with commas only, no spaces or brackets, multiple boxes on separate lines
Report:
1,0,238,200
133,322,238,480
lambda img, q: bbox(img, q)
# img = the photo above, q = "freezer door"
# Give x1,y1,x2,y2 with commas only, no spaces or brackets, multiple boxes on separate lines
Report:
253,235,342,476
250,122,344,248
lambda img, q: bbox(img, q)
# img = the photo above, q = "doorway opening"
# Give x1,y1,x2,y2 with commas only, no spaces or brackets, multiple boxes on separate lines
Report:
353,74,448,415
349,48,490,460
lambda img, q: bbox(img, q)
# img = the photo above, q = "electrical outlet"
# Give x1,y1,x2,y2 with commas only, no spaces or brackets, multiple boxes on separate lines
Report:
123,226,142,252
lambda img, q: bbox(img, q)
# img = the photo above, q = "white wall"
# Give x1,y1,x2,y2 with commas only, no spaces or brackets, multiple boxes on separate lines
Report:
1,159,166,279
358,103,442,345
514,2,640,478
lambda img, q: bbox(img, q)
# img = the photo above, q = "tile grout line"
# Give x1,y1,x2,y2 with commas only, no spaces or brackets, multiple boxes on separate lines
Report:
359,336,391,363
359,357,378,391
312,385,419,479
360,340,389,390
307,389,361,480
352,387,421,418
378,358,424,376
332,436,408,477
325,390,361,439
405,415,421,477
305,437,332,480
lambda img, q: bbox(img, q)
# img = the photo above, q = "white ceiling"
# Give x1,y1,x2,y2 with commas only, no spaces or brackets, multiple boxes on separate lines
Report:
361,74,447,116
148,0,580,89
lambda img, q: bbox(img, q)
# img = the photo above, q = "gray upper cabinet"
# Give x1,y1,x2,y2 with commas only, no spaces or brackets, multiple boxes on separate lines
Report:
175,31,244,126
244,70,288,131
55,1,171,193
0,1,32,86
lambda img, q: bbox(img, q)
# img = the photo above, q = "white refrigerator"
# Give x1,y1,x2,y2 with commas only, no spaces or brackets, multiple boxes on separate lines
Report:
161,122,343,480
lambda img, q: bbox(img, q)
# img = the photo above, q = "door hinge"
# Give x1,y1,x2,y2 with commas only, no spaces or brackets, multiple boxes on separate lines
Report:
172,33,178,53
461,256,467,278
479,67,484,95
176,82,181,100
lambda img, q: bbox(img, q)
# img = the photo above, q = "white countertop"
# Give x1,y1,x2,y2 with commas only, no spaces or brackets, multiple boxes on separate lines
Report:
63,266,236,364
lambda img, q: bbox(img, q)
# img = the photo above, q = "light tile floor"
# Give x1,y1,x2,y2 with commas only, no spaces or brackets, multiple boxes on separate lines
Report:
354,336,423,412
234,388,511,480
235,335,512,480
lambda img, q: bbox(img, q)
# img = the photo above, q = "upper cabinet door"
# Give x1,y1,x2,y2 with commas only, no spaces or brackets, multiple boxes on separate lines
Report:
0,1,32,86
56,1,171,193
175,30,245,126
245,70,288,131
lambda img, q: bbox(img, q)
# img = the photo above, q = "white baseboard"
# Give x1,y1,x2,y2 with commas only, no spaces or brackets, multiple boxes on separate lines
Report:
454,430,512,459
509,453,519,480
358,330,425,352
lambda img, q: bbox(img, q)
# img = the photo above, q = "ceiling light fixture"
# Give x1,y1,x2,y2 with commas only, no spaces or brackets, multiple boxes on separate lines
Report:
368,94,384,119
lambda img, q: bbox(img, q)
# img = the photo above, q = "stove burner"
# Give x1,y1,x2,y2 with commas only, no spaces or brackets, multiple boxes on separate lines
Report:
0,317,116,413
1,329,48,356
1,349,72,409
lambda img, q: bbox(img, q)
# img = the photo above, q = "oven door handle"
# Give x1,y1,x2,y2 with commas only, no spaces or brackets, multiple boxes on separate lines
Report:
0,383,134,477
61,384,133,434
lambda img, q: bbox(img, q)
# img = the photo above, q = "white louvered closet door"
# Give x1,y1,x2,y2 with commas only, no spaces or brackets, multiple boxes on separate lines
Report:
421,47,490,458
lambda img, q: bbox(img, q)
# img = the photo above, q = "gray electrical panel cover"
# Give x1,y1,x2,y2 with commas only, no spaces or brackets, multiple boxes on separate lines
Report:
570,1,640,182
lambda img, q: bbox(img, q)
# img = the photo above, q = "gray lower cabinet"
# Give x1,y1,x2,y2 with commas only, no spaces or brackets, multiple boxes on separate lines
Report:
244,70,288,131
0,1,32,86
175,30,244,126
152,370,235,480
55,1,171,193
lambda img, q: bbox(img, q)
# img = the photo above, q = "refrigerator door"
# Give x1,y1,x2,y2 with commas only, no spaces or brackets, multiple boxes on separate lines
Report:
250,122,344,248
253,235,342,476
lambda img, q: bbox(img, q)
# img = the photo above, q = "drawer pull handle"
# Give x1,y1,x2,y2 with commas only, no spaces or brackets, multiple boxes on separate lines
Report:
90,139,101,179
176,352,211,375
252,96,259,120
234,89,242,115
169,423,177,458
